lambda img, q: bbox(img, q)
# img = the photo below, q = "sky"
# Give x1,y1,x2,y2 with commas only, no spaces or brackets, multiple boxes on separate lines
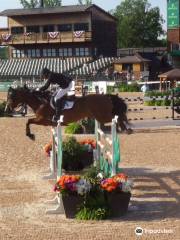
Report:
0,0,167,30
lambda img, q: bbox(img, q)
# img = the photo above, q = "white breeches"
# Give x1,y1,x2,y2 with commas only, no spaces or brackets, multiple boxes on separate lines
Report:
54,82,73,102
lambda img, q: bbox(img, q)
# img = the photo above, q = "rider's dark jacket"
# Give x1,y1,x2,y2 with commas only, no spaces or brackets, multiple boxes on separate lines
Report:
39,72,72,91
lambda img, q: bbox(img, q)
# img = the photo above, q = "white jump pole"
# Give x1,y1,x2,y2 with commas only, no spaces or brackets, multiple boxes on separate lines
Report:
45,116,65,214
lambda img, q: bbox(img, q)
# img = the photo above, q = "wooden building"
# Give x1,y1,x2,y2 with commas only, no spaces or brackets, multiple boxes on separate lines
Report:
113,54,151,80
0,4,117,59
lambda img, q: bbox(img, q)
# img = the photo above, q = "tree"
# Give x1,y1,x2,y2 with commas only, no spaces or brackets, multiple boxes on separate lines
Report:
78,0,93,5
113,0,165,48
20,0,62,8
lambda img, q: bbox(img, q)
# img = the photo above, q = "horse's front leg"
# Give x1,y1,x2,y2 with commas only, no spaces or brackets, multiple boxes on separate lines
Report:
26,118,55,140
26,118,37,140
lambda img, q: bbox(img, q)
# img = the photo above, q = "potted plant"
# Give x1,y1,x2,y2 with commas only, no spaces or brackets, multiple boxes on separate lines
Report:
44,137,94,171
54,174,91,218
100,173,133,217
62,137,94,171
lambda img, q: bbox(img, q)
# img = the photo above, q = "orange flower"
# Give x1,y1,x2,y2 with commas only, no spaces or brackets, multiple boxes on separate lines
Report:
113,173,128,182
44,141,52,157
57,175,80,190
101,178,118,192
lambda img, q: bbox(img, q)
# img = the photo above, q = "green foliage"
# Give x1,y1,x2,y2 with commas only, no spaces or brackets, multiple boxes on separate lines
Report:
20,0,61,8
62,137,89,171
80,118,95,133
76,195,109,220
118,83,140,92
0,47,8,59
78,0,92,5
144,90,171,106
20,0,39,8
113,0,165,48
107,86,115,94
64,122,83,134
65,119,95,134
145,90,171,97
76,168,109,220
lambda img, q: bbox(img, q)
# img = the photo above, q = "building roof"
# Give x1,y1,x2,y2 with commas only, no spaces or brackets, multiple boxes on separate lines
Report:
0,57,114,79
114,54,151,64
158,68,180,81
0,4,116,20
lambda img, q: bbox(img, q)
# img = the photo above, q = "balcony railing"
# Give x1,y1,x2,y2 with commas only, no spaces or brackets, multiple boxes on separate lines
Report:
0,31,92,45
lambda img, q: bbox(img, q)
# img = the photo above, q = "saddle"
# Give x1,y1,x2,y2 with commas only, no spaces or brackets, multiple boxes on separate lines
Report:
50,94,75,110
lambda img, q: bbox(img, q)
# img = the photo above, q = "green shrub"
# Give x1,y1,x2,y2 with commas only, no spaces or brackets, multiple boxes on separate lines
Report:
145,90,171,98
62,137,86,171
80,118,95,134
144,100,156,106
144,91,172,106
118,83,140,92
107,86,114,94
64,122,83,134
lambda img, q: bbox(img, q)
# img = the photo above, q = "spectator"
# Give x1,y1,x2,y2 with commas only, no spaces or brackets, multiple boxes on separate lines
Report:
141,83,149,94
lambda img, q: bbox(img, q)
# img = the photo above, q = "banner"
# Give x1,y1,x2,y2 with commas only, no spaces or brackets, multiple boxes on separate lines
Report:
48,32,59,39
73,31,84,38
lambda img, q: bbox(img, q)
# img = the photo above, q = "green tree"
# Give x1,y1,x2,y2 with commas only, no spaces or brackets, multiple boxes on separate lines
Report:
20,0,62,8
0,47,8,59
113,0,165,48
78,0,93,5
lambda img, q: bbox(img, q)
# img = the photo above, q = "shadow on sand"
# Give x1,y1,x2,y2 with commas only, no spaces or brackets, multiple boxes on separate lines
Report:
112,167,180,221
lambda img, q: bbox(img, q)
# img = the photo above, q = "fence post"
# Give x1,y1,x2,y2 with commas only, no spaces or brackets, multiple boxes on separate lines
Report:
172,89,175,120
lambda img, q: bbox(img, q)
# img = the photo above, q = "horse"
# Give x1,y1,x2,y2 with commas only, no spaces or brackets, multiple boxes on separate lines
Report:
5,86,132,140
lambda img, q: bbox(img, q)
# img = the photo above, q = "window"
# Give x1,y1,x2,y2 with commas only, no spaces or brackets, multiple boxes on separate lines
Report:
26,25,40,33
74,23,89,31
43,48,56,57
11,27,24,34
27,49,40,58
58,48,72,57
84,47,89,56
12,49,25,58
58,24,72,32
59,48,63,57
43,25,54,32
75,47,89,57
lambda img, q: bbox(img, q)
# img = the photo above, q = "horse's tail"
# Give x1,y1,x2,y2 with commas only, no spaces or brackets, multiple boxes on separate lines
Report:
109,94,131,127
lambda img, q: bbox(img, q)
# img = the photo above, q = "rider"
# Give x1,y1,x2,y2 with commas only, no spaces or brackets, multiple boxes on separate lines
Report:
39,67,73,122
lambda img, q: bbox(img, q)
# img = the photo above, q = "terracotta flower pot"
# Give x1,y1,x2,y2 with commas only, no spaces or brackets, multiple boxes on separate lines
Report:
106,191,131,217
61,194,84,218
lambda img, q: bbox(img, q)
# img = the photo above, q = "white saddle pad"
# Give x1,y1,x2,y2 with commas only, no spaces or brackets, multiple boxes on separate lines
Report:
63,101,74,110
50,99,74,110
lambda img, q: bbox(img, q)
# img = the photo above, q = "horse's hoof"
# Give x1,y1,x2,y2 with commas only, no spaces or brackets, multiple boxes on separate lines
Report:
26,133,35,140
127,128,133,134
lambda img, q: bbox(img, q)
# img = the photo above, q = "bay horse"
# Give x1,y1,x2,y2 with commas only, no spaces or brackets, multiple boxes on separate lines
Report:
5,86,132,140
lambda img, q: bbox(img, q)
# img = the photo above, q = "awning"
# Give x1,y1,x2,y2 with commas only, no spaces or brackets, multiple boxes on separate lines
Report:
0,57,91,79
0,57,115,79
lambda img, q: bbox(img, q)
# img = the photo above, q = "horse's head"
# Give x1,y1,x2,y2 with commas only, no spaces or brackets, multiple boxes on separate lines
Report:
41,67,50,79
5,85,29,113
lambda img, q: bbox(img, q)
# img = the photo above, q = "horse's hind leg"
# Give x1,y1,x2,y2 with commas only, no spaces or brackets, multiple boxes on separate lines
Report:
118,116,133,134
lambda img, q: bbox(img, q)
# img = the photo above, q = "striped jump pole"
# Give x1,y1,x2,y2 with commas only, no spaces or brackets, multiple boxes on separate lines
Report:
95,116,121,177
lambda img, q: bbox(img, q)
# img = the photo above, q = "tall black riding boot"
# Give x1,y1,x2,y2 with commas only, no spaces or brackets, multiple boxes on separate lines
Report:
52,99,64,122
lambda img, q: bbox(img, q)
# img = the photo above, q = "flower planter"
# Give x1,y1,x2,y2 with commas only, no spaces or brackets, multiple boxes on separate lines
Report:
106,192,131,217
61,194,84,218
